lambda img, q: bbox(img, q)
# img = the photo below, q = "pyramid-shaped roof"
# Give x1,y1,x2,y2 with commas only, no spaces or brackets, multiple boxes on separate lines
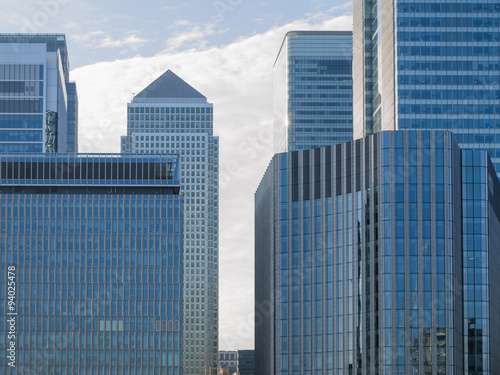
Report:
134,70,206,99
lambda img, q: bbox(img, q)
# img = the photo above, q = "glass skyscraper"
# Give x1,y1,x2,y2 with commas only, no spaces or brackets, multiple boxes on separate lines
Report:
274,31,353,153
121,70,219,374
0,153,183,374
0,34,78,153
255,130,500,374
353,0,500,173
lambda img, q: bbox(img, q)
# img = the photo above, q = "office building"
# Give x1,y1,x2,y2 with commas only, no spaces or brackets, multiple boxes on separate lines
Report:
237,350,254,375
353,0,500,173
121,70,219,374
255,130,500,374
218,350,237,374
0,153,183,374
274,31,353,153
66,81,78,152
0,33,78,153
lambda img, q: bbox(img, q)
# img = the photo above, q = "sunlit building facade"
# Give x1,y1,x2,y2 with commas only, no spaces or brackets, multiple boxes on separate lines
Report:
0,153,183,374
353,0,500,174
274,31,353,153
0,34,78,153
121,70,219,374
255,130,500,374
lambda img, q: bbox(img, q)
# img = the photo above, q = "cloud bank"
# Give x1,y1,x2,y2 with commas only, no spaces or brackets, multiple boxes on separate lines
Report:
72,13,353,350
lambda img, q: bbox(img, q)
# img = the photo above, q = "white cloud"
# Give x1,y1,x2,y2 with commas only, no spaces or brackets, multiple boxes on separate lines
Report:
163,22,226,52
72,13,353,350
98,35,149,49
71,30,105,42
171,19,193,27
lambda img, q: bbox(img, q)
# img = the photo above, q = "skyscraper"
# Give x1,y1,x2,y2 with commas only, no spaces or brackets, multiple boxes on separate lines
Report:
353,1,500,173
66,81,78,153
0,34,78,153
274,31,353,153
255,130,500,374
237,350,254,375
0,153,183,373
121,70,219,374
218,350,237,374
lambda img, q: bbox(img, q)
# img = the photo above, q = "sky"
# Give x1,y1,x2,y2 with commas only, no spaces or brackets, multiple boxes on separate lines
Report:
4,0,353,350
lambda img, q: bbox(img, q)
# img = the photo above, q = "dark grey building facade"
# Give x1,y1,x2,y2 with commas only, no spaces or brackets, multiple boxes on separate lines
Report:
237,350,254,375
255,130,500,374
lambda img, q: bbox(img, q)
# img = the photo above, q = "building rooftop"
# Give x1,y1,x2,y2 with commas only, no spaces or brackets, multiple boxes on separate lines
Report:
134,70,206,100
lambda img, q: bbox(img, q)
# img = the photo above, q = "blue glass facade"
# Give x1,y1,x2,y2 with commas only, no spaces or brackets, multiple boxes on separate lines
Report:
274,31,353,153
255,131,500,374
0,64,44,153
0,34,77,153
0,154,183,374
353,0,500,174
462,149,500,373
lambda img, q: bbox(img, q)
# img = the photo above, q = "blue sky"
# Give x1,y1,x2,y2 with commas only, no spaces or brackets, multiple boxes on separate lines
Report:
5,0,353,350
6,0,351,67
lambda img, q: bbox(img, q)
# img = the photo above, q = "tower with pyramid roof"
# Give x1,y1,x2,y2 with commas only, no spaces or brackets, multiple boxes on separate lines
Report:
121,70,219,374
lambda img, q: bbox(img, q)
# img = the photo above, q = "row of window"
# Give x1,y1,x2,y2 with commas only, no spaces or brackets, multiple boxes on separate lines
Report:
399,74,500,86
399,89,500,101
294,110,353,116
0,298,182,318
0,129,42,141
0,98,43,113
0,161,176,181
0,235,183,251
398,45,500,57
290,101,352,108
128,114,211,121
398,118,500,130
0,200,181,218
291,76,352,83
399,103,500,115
1,219,182,233
0,64,43,80
0,349,183,368
0,250,182,268
128,106,212,114
398,60,500,73
0,80,43,96
397,2,500,13
0,143,42,152
397,16,500,28
292,84,352,91
398,31,500,43
0,114,43,128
